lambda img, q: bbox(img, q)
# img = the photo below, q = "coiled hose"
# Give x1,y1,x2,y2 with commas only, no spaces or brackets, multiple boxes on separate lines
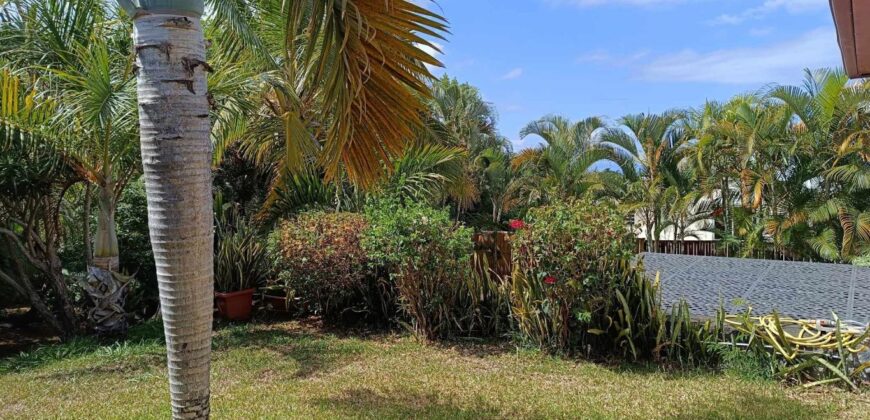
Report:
723,314,870,361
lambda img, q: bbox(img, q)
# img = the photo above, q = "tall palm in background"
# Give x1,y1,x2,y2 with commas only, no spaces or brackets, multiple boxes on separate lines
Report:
0,0,139,334
422,76,513,220
767,69,870,261
515,115,614,203
118,0,447,417
600,112,685,252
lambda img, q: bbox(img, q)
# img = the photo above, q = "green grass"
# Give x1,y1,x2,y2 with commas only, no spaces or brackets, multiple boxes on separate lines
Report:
1,320,867,419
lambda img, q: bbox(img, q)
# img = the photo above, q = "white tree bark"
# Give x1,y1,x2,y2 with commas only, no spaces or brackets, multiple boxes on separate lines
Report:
131,10,213,419
92,178,120,271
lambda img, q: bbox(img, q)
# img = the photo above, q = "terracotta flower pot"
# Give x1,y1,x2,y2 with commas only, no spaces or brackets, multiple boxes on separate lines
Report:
215,288,255,321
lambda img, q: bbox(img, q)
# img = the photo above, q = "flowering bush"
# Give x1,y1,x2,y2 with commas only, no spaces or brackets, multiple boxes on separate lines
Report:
508,219,526,230
269,212,374,319
508,197,637,352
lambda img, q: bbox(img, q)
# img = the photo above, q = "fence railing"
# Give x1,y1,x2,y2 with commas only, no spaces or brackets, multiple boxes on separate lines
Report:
635,239,719,256
636,239,815,261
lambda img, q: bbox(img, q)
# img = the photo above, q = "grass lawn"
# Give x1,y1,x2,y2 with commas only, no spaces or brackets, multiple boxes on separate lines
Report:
1,319,867,419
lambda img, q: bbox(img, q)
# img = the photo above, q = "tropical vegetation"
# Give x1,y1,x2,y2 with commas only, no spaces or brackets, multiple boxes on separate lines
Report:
0,0,868,418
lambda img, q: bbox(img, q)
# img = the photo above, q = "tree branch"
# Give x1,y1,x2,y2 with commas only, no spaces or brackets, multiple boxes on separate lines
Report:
0,228,48,272
0,267,26,298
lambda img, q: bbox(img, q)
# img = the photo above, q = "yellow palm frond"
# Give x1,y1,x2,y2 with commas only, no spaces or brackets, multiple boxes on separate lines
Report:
286,0,447,188
511,148,540,170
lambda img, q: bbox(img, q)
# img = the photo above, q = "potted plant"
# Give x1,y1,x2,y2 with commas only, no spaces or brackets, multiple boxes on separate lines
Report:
214,211,270,321
261,278,294,314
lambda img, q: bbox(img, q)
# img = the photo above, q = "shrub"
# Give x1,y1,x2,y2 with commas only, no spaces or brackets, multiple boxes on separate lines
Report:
362,197,498,340
508,198,723,363
852,254,870,267
508,197,636,352
269,211,374,318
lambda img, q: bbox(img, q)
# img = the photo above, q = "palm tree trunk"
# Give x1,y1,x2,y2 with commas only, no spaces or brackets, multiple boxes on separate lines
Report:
83,184,93,267
93,179,119,271
84,178,130,336
127,3,213,418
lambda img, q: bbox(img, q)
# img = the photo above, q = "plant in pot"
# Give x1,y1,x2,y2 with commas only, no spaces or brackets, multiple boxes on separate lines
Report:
261,274,294,314
214,214,270,321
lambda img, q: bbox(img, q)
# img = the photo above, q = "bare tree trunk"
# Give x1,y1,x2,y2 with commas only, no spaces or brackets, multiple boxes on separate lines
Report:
83,178,130,336
128,4,213,418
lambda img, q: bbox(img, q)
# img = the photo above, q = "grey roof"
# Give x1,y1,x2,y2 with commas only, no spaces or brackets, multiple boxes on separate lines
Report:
640,253,870,324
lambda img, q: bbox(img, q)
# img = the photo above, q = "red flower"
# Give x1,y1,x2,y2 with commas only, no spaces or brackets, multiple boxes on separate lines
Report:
508,219,526,230
543,276,557,285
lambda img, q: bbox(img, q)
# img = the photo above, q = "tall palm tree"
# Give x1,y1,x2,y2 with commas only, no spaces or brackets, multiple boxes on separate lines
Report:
516,115,613,202
422,76,512,218
118,0,447,417
766,69,870,261
0,0,138,334
599,112,685,252
116,1,214,417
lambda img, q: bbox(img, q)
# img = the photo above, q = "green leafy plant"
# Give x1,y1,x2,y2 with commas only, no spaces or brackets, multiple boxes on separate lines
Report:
852,254,870,267
214,203,270,293
508,197,636,352
507,197,723,365
362,196,496,340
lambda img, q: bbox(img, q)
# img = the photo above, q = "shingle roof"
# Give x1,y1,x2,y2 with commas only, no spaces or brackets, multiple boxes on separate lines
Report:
640,253,870,324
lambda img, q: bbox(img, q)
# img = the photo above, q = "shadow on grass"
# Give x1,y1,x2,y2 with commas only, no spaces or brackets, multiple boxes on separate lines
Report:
426,336,516,359
1,318,365,380
313,387,500,419
0,320,166,374
214,321,370,379
669,390,832,420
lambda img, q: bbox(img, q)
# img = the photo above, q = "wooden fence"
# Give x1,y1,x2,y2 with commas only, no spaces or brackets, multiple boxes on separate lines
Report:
472,231,512,280
635,239,719,256
636,239,814,261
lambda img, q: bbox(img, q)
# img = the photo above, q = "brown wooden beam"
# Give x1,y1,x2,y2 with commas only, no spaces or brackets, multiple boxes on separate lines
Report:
830,0,870,78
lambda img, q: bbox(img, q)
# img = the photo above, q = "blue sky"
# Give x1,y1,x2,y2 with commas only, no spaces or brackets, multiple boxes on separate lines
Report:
418,0,841,150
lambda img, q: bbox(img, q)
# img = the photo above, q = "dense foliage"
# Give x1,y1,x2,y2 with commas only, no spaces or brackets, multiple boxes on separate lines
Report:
269,212,373,318
362,197,504,339
508,198,633,350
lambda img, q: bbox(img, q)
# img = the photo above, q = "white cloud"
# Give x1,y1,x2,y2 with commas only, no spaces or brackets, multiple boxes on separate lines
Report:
576,50,613,64
711,0,826,25
500,67,524,80
748,27,774,37
577,50,649,66
638,27,840,84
